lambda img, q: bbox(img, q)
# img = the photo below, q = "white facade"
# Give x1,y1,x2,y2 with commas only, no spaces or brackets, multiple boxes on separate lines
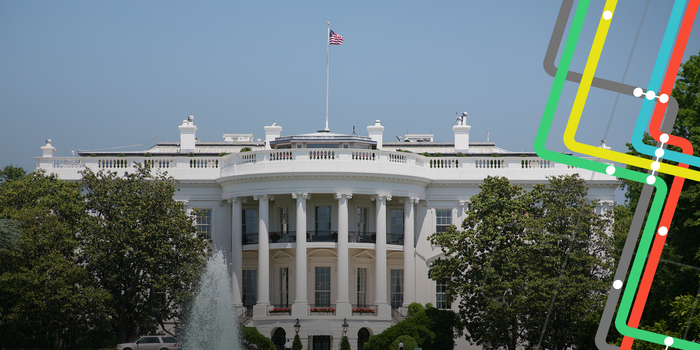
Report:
35,118,618,350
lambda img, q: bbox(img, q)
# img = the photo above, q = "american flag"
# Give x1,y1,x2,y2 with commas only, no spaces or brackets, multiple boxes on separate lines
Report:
329,29,343,45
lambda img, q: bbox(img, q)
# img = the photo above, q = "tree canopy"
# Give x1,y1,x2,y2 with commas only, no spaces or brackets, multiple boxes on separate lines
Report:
429,175,612,350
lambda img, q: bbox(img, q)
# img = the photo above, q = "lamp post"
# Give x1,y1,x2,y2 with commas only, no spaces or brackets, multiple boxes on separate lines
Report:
342,318,348,336
294,318,301,335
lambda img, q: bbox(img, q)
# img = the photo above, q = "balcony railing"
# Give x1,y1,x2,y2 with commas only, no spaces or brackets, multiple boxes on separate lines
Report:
242,231,405,245
386,232,404,245
307,231,337,242
349,231,375,243
37,150,610,183
267,304,292,315
243,232,258,245
269,231,296,243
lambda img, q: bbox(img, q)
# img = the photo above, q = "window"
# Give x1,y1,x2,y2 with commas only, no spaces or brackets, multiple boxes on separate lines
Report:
436,279,451,309
436,209,452,233
242,209,258,244
315,266,331,306
390,269,403,309
194,209,212,240
315,206,331,235
242,270,257,307
357,207,368,234
280,267,289,307
357,267,368,307
279,207,289,234
390,209,404,243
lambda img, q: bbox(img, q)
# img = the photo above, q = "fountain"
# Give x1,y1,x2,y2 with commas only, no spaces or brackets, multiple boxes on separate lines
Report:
180,250,240,350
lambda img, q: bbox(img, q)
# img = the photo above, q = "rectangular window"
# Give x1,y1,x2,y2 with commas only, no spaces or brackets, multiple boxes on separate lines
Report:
357,207,368,234
280,267,289,307
242,270,257,307
390,209,404,244
436,279,450,309
194,209,212,240
390,269,404,309
436,209,452,233
315,206,332,241
242,209,258,244
315,266,331,307
357,267,368,307
279,207,289,234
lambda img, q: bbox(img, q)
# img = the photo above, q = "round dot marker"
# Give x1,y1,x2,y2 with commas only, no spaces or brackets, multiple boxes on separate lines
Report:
659,226,668,236
660,133,670,143
647,175,656,185
613,280,623,289
664,337,674,347
655,148,665,158
603,10,613,20
633,87,644,97
660,94,669,104
651,161,660,171
646,90,656,100
606,165,616,175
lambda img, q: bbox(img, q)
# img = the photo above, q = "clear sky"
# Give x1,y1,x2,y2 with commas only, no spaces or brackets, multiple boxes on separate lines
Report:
2,0,699,197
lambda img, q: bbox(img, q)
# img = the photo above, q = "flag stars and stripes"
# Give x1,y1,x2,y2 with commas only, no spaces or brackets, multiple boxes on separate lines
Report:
329,29,343,45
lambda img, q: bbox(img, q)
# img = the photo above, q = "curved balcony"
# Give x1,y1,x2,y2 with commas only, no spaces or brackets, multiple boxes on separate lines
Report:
242,230,407,246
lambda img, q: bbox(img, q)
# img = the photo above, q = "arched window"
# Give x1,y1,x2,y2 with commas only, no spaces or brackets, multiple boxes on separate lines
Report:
358,328,371,350
272,327,287,350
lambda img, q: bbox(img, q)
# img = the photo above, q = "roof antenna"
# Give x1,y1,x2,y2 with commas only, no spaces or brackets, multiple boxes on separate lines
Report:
487,131,490,142
352,126,356,135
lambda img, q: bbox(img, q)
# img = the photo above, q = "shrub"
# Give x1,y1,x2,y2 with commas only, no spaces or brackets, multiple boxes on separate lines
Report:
455,152,466,157
241,326,275,350
340,336,351,350
390,335,418,350
218,152,231,156
396,149,412,153
240,147,252,152
117,153,126,157
293,334,303,350
408,302,424,316
144,152,152,157
421,152,431,157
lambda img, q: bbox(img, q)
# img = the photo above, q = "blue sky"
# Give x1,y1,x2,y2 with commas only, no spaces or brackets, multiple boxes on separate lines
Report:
2,0,699,193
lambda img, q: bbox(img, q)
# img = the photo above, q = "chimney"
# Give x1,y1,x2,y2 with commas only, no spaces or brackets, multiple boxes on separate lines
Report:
264,123,282,150
453,112,471,153
179,115,197,153
367,120,385,150
41,139,56,158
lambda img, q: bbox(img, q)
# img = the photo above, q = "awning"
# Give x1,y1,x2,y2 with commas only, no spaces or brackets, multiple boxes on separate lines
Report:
306,320,334,336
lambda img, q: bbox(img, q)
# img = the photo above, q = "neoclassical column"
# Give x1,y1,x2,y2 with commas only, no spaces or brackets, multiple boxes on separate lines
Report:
335,193,353,316
373,194,391,318
228,197,244,309
253,194,270,316
402,197,420,311
292,192,310,317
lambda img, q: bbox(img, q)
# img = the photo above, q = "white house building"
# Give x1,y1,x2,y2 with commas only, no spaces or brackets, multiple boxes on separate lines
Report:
35,115,618,350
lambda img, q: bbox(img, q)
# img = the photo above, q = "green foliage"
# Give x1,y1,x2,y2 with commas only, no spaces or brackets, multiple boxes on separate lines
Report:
0,171,111,347
433,153,443,157
241,326,275,350
293,334,303,350
80,163,210,343
0,218,21,251
340,335,351,350
396,149,412,153
187,152,196,157
455,152,466,157
240,147,252,152
421,152,431,157
117,153,126,157
364,321,434,350
429,175,612,350
0,165,26,185
144,152,152,157
390,335,418,350
490,153,501,157
218,152,231,156
408,302,424,316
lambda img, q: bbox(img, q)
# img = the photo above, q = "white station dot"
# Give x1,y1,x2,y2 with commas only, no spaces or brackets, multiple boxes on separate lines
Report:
606,165,616,175
633,87,644,97
647,175,656,185
655,148,665,158
646,90,656,100
660,134,670,143
660,94,669,104
664,337,674,346
613,280,623,289
658,226,668,236
651,161,660,171
603,10,613,20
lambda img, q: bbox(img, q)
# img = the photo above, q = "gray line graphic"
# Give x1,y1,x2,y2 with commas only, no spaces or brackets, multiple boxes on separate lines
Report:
543,1,680,349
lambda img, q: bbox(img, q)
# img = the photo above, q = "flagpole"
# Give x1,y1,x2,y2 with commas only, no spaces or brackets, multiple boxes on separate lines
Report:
324,21,330,132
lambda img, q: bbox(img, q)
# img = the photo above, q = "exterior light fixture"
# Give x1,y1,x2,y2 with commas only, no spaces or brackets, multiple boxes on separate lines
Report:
294,318,301,334
342,318,348,335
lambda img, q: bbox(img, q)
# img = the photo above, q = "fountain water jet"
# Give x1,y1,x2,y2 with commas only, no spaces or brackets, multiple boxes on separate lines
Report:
180,250,240,350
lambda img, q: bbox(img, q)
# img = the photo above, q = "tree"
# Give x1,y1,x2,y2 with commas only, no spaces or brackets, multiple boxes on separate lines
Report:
79,164,210,343
240,326,275,350
0,171,111,348
0,165,26,185
340,335,351,350
429,175,612,350
292,334,303,350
